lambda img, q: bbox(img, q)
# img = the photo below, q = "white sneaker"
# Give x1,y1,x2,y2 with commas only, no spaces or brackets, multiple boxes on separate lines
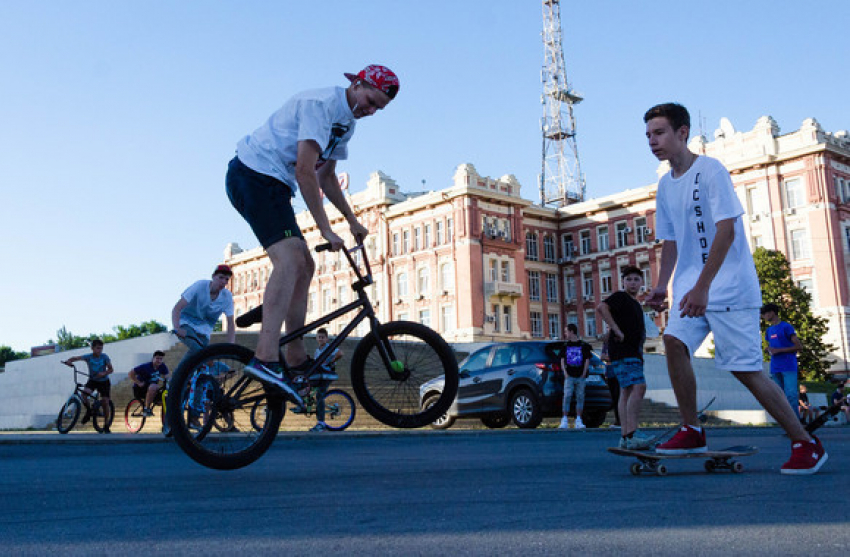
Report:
558,417,570,429
574,417,586,429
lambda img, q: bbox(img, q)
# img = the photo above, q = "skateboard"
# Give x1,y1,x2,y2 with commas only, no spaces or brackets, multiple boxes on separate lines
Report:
805,402,847,434
608,445,758,476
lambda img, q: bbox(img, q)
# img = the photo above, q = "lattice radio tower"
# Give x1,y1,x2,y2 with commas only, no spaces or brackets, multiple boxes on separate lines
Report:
539,0,585,207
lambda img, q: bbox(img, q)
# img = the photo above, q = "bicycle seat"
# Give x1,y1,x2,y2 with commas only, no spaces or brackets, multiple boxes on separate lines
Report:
236,305,263,328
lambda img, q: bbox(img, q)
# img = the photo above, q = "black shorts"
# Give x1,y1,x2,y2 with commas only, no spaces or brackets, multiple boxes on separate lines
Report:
225,156,304,249
85,379,111,398
133,383,156,400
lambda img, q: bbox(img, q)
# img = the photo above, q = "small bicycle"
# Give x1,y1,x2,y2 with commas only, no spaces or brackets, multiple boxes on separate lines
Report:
167,242,460,470
250,381,356,432
56,361,115,433
124,381,168,434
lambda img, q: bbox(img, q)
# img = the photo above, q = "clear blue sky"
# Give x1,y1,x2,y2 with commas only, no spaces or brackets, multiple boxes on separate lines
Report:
2,1,848,353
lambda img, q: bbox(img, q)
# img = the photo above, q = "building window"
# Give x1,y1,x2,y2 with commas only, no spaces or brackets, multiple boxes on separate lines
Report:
583,272,594,300
548,314,561,340
491,303,500,332
447,217,454,242
567,312,578,330
584,310,597,337
597,226,609,252
526,231,539,261
580,230,591,255
396,272,408,297
441,305,455,333
441,262,454,291
322,288,332,313
528,271,541,301
501,261,510,282
414,227,421,251
845,227,850,252
424,224,432,248
419,309,431,327
784,178,805,209
308,292,316,315
530,311,543,338
546,273,559,303
503,305,512,333
641,265,651,290
392,233,400,256
564,275,576,302
543,235,556,262
337,284,346,306
790,229,810,260
402,230,410,254
417,267,430,295
489,259,498,281
635,217,649,244
436,221,444,245
562,233,575,260
752,235,763,249
616,222,629,248
797,279,814,300
600,271,612,295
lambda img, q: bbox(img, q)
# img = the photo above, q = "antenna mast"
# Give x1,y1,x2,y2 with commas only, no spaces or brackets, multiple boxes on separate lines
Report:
539,0,585,207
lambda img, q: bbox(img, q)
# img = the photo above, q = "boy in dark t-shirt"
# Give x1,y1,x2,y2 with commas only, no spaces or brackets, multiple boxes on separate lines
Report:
597,266,649,449
558,324,592,429
129,351,170,416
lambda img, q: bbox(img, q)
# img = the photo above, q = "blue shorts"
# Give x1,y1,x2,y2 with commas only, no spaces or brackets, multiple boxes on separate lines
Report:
225,156,303,249
611,358,645,388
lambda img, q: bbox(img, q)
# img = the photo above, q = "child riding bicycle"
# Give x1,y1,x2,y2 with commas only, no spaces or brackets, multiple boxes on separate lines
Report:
63,339,114,433
129,351,169,417
292,327,344,432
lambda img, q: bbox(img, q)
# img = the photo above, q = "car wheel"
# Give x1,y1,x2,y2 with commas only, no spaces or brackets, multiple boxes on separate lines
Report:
480,413,510,429
581,410,607,429
424,394,454,430
510,388,542,429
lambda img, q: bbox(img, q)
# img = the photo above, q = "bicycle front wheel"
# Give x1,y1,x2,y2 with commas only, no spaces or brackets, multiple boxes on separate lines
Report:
323,389,356,431
350,321,459,428
166,343,285,470
92,399,115,433
56,397,81,434
125,399,146,433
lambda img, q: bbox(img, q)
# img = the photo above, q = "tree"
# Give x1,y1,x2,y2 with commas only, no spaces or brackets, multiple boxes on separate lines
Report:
753,247,836,381
55,326,88,351
0,346,29,367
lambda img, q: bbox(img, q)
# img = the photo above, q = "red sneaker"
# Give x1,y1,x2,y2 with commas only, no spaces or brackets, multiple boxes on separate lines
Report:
781,436,828,475
656,425,707,454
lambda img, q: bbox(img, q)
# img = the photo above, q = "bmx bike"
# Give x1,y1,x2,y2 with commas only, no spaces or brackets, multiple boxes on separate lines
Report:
56,361,115,433
167,242,459,470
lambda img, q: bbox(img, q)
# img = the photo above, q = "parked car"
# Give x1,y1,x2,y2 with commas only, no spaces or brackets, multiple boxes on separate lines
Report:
420,341,613,429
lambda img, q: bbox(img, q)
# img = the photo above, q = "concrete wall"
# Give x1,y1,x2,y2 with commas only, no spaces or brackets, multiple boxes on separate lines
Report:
0,333,180,429
643,353,774,425
1,332,776,430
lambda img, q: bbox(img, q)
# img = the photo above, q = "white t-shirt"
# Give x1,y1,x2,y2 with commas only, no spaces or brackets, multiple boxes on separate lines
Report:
236,86,356,193
655,155,761,311
180,280,234,338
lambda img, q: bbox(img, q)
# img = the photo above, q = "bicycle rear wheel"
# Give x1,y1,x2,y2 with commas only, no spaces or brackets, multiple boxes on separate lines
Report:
350,321,459,428
167,343,285,470
125,399,146,433
323,389,356,431
56,398,81,434
92,399,115,432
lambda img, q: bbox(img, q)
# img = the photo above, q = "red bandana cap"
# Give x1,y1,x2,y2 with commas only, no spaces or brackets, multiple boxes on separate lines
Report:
344,65,399,100
213,264,232,277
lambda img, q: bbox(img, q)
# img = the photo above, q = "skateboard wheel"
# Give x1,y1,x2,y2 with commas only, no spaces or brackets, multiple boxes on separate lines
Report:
732,461,744,473
656,464,668,476
704,460,716,473
630,463,641,476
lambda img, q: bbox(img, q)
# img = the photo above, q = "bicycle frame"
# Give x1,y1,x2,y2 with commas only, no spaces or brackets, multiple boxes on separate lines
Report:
275,243,398,380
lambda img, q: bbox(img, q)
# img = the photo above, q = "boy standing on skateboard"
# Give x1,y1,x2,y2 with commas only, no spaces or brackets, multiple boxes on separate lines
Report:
597,266,651,449
643,103,827,474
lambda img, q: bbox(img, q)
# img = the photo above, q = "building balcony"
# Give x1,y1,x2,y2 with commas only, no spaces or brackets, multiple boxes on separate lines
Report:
484,280,524,298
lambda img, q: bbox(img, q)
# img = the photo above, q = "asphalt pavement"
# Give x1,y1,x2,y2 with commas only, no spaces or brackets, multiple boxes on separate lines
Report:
0,426,847,555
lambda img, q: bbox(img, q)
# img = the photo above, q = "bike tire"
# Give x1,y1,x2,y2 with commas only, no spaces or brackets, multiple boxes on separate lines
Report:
323,389,356,431
166,343,285,470
125,399,146,433
92,399,115,433
56,397,81,434
350,321,459,428
249,400,267,432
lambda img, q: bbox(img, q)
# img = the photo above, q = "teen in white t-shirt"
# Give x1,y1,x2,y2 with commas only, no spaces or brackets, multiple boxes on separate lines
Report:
644,103,826,474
